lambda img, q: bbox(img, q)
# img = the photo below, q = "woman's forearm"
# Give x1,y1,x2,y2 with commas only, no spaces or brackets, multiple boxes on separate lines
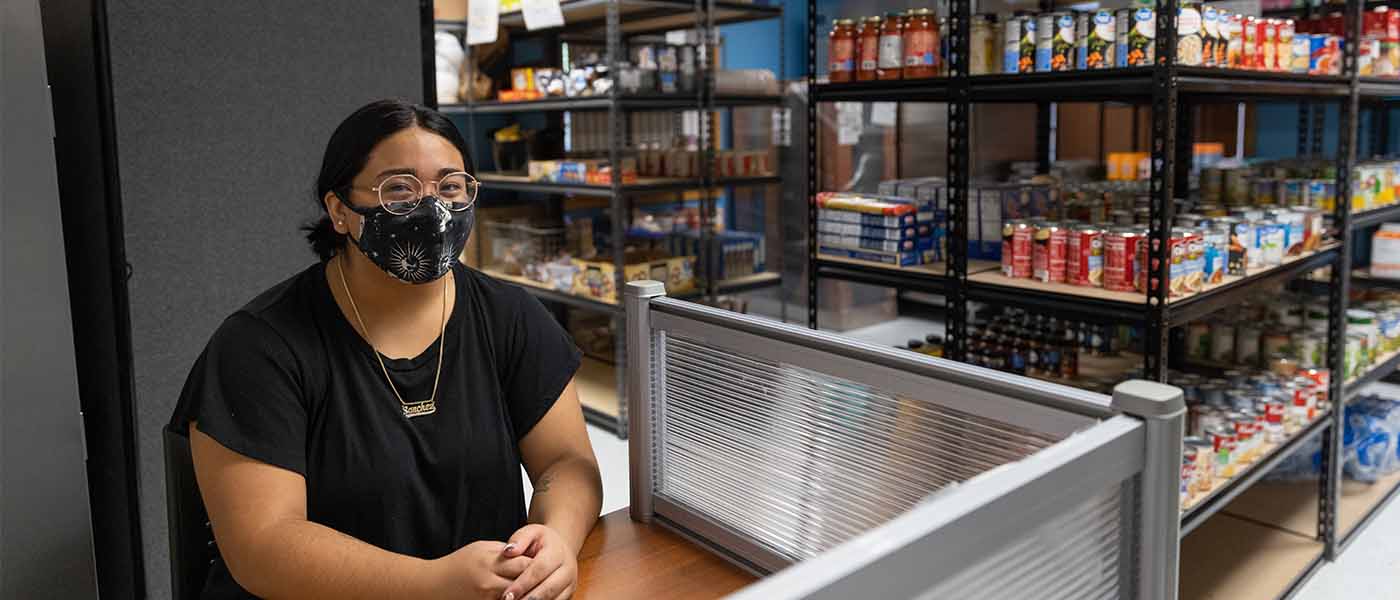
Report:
228,518,436,599
526,456,603,552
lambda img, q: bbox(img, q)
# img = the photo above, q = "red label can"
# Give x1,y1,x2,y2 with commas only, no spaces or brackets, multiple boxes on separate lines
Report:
1032,221,1068,283
1001,219,1033,278
1259,19,1277,71
1242,16,1258,69
1104,226,1140,292
1067,225,1104,287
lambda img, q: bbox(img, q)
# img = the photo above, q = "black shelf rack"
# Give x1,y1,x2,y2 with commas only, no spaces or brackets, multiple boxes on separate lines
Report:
803,0,1392,585
428,0,783,437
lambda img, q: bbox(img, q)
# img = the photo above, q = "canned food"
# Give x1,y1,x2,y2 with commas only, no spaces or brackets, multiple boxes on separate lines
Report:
1277,19,1296,71
1178,1,1205,66
1228,14,1246,68
1241,16,1257,68
1187,321,1212,360
1186,436,1216,492
1215,9,1233,67
1251,177,1278,205
1001,219,1033,278
1299,326,1327,369
1032,221,1068,283
1259,19,1276,71
1293,206,1323,252
1261,332,1293,360
1208,426,1235,473
1118,8,1155,67
1211,321,1236,363
1068,224,1104,286
1105,226,1142,292
1237,324,1262,366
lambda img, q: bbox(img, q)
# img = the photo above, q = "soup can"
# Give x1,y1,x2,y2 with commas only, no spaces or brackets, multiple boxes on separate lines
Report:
1254,219,1285,266
1241,16,1258,69
1032,221,1068,283
1201,6,1219,67
1001,219,1033,278
1068,224,1104,286
1104,226,1142,292
1227,13,1246,68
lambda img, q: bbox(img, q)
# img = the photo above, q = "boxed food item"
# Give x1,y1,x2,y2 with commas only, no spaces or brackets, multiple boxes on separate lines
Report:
571,251,696,303
527,158,638,185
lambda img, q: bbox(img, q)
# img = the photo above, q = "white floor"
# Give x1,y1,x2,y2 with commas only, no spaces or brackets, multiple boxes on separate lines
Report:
570,421,1400,599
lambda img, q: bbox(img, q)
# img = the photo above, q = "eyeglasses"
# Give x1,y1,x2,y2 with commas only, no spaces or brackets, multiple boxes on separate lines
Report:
353,171,479,215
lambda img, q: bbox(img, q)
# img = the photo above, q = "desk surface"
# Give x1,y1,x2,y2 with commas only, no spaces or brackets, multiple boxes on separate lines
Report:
575,510,758,599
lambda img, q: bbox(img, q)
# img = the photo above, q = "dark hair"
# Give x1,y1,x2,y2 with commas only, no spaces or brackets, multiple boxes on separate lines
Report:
304,99,474,260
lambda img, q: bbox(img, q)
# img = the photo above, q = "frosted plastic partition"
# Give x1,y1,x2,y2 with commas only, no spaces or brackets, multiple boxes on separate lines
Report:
623,281,1184,599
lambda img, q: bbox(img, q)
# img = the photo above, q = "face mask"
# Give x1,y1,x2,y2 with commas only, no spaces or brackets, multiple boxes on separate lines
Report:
342,196,474,284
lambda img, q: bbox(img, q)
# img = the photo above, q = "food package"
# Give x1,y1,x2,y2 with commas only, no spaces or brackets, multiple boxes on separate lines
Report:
571,252,696,303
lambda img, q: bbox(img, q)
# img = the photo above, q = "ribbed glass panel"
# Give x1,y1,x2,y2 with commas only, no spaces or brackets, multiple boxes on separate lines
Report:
919,483,1129,600
656,334,1063,562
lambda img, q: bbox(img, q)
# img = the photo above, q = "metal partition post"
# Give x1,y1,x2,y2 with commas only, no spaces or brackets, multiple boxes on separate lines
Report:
1111,379,1185,600
626,280,667,522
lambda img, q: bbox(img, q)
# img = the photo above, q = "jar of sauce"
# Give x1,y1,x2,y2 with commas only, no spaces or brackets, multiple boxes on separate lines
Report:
878,12,905,80
903,8,939,78
828,18,857,82
857,16,883,81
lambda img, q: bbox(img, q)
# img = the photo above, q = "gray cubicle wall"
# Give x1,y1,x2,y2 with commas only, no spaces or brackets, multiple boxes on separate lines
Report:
97,2,423,595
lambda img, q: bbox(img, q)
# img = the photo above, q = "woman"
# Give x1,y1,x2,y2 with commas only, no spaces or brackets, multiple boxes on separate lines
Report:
171,98,600,600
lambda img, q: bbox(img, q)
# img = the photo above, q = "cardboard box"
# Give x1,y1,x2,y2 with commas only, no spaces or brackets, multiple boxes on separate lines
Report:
571,252,695,303
434,0,468,21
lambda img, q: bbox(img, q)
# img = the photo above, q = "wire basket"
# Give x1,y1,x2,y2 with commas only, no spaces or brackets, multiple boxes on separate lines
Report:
484,221,571,287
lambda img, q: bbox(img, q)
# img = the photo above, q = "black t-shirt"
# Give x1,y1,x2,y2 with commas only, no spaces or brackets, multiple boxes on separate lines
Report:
169,260,581,599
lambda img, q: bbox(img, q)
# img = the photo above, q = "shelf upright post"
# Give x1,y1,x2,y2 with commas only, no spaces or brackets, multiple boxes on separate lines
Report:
806,0,819,330
702,0,719,302
607,0,630,439
1323,0,1363,561
1145,0,1180,382
946,0,971,362
422,0,438,107
1298,100,1310,158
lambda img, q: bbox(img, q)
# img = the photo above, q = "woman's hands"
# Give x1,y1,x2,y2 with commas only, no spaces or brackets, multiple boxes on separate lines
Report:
428,541,533,600
499,524,579,600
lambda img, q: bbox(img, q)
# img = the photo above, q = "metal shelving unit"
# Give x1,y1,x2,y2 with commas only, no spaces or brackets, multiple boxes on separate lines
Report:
803,0,1391,592
428,0,782,437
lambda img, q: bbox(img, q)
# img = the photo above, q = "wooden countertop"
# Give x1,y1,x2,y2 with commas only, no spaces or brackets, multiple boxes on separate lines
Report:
575,510,758,599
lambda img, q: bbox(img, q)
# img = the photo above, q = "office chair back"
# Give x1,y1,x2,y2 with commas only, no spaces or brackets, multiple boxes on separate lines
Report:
164,425,216,600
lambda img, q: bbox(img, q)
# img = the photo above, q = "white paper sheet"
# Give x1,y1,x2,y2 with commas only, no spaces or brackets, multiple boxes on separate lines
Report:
836,102,862,146
870,102,897,127
467,0,501,45
521,0,565,31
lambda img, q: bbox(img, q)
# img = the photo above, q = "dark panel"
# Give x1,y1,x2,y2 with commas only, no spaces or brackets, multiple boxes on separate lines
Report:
99,1,423,595
39,0,144,596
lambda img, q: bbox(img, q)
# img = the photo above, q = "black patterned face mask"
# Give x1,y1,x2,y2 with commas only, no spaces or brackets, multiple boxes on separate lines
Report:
343,196,474,284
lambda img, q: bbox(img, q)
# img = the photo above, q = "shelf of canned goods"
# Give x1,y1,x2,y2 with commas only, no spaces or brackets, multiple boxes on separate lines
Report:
806,0,1400,597
429,1,785,437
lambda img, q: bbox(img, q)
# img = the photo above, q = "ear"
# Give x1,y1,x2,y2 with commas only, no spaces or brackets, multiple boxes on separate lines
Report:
323,190,353,235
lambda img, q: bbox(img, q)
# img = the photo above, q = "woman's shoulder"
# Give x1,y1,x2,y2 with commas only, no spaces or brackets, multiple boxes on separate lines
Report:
213,262,326,354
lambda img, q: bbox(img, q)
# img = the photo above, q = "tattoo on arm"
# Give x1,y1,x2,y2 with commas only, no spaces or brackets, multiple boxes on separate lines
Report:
534,472,555,494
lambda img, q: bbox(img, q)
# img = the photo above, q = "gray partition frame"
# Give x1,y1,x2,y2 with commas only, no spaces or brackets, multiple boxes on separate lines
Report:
624,280,1184,599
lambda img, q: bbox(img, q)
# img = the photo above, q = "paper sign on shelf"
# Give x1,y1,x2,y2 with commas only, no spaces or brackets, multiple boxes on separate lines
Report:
467,0,501,45
836,102,862,146
521,0,565,31
870,102,897,127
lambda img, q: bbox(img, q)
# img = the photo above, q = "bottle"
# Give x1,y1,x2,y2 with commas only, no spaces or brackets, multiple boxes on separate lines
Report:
902,8,939,79
1009,330,1028,375
857,16,883,81
924,334,945,358
878,12,906,80
828,18,858,83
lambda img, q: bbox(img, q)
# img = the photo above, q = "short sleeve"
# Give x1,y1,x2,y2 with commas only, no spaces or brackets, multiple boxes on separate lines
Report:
502,292,583,440
171,312,309,476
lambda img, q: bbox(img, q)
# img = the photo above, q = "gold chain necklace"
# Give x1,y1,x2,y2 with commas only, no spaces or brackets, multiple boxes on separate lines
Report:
335,255,447,418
